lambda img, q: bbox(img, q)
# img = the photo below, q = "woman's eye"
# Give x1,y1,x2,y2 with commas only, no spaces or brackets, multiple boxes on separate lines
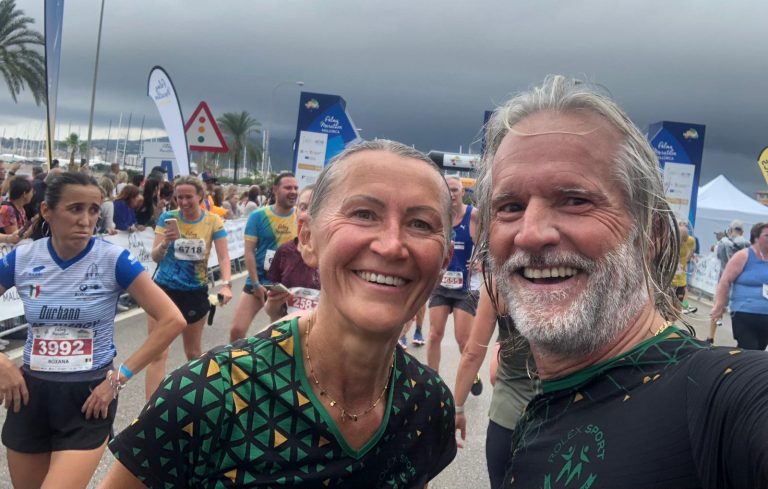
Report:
412,219,434,231
353,209,373,220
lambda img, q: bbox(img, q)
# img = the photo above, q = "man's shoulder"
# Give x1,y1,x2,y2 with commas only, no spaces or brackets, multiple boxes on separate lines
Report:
684,345,768,388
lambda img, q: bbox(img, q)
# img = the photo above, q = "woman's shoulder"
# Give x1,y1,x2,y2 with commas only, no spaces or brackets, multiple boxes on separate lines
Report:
397,350,452,399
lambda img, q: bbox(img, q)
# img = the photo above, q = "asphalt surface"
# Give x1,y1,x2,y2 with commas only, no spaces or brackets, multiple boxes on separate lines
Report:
0,281,730,488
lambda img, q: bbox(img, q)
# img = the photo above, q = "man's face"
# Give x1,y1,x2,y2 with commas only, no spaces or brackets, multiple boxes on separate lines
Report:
488,110,648,356
446,178,464,207
274,177,299,208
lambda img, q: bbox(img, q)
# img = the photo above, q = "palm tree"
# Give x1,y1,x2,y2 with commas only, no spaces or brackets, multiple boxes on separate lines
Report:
217,111,261,183
63,133,87,170
0,0,45,105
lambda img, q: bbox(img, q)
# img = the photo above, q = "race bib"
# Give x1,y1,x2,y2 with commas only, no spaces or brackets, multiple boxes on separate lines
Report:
264,249,276,271
763,284,768,300
174,238,206,261
441,270,464,289
287,287,320,314
30,326,94,372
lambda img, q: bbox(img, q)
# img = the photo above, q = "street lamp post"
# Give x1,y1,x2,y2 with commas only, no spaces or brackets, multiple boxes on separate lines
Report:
262,80,304,175
86,0,106,161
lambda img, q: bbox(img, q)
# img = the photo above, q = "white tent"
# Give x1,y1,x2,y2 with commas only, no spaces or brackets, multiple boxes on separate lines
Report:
694,175,768,252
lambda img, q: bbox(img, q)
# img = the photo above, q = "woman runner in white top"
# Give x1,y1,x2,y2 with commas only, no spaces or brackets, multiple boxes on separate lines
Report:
0,172,185,489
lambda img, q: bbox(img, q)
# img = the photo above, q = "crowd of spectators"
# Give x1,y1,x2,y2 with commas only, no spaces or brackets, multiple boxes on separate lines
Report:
0,160,271,239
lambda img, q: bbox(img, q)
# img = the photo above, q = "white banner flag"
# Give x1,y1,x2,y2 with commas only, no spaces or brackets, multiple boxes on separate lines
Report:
147,66,190,175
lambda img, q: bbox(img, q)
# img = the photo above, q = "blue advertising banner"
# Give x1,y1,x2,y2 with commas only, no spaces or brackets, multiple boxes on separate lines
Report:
480,110,493,157
292,92,362,186
648,121,706,227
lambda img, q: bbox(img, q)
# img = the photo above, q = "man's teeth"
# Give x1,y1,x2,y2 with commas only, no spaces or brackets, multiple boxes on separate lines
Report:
522,267,579,279
356,271,406,287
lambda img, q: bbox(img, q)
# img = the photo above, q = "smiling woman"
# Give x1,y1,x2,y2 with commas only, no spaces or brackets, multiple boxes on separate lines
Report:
101,141,458,488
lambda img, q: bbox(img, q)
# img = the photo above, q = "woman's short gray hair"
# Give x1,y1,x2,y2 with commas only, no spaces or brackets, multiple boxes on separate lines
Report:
308,139,453,239
475,75,680,321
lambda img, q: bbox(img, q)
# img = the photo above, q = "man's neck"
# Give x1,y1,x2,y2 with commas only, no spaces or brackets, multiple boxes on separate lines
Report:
271,202,292,215
452,203,467,225
532,302,668,380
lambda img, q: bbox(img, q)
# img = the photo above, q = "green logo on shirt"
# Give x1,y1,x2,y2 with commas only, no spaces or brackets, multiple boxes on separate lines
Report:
544,424,605,488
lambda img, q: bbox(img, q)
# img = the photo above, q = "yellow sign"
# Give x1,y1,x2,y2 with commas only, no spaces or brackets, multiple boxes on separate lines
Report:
759,147,768,186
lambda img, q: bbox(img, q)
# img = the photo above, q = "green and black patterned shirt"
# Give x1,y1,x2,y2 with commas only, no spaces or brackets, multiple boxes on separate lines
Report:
109,318,456,488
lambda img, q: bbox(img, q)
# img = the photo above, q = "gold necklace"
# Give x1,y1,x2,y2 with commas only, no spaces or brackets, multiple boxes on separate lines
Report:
304,314,395,422
654,321,672,336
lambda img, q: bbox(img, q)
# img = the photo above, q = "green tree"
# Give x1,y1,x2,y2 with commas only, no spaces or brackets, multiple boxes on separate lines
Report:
0,0,45,105
63,133,87,170
217,111,261,184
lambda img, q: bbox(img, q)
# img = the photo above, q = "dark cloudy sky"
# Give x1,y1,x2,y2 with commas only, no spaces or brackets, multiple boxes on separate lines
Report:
2,0,768,196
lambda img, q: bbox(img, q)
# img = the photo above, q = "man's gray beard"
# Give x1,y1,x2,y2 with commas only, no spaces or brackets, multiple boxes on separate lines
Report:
492,236,649,357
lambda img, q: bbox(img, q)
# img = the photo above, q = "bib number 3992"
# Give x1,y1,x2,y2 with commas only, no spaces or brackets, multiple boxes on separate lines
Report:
30,326,93,372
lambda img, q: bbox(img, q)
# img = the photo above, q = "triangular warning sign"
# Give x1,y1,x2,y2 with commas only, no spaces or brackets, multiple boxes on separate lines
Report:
185,101,230,153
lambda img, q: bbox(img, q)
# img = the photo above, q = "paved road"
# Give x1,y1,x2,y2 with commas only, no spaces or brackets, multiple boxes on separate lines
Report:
0,282,729,488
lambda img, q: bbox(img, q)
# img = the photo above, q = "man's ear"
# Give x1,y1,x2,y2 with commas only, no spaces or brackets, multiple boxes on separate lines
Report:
298,220,318,269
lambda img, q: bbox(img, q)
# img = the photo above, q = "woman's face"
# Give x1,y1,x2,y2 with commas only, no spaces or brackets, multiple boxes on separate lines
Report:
22,189,33,205
41,184,102,250
757,227,768,249
301,151,451,333
175,184,203,215
129,194,142,209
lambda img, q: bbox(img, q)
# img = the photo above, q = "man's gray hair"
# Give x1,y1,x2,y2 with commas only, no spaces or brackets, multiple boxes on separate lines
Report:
309,139,453,239
475,75,680,320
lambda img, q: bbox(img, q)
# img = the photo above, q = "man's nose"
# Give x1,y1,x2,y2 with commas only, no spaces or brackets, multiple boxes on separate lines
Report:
513,199,560,252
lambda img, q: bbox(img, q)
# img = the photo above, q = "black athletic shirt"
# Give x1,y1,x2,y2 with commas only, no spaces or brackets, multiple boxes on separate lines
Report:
503,326,768,489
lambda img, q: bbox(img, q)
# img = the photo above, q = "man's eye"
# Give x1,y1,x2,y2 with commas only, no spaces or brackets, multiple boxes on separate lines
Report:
498,203,522,213
565,197,590,206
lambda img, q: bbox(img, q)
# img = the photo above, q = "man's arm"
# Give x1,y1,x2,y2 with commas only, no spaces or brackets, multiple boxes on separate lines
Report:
469,206,479,243
244,237,259,285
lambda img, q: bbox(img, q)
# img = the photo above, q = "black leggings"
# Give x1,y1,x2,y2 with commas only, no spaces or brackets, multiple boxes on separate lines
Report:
732,311,768,350
486,419,515,489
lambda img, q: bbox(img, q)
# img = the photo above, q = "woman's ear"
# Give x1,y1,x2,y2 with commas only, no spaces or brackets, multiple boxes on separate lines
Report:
39,201,50,222
298,219,318,269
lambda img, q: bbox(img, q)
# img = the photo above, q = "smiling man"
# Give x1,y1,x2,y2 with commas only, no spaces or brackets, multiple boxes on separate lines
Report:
474,76,768,489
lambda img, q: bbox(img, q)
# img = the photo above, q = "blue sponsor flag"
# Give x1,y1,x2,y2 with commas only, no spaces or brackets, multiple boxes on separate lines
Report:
648,121,706,227
291,92,362,186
